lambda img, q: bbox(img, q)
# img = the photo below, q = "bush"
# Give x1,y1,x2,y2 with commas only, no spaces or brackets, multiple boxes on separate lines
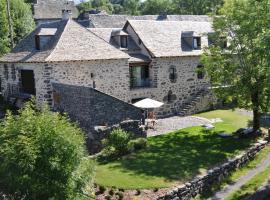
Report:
102,128,131,155
0,100,95,200
128,138,148,152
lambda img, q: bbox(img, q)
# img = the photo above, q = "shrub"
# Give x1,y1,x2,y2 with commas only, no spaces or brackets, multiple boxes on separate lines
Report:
103,128,131,155
128,138,148,152
108,188,114,195
117,191,124,200
99,185,106,194
0,100,95,200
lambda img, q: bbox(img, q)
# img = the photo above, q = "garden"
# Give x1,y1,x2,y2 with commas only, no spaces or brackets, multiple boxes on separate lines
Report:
95,109,256,194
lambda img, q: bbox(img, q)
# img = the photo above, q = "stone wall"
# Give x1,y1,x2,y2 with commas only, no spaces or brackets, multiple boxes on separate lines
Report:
51,59,130,102
0,63,53,104
90,120,146,153
1,56,213,119
155,140,268,200
52,82,141,128
130,57,211,117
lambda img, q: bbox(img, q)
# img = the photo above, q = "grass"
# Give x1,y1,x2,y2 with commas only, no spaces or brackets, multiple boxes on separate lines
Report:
226,165,270,200
96,109,254,189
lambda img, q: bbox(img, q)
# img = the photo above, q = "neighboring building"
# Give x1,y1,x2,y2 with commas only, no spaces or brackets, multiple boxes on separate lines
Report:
0,11,215,129
77,11,211,28
33,0,78,25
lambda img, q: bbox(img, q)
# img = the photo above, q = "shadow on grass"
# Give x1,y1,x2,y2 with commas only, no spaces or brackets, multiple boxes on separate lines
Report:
99,127,254,182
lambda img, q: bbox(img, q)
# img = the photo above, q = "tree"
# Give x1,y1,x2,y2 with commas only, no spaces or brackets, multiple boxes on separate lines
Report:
141,0,174,15
0,0,10,56
0,101,95,199
122,0,140,15
172,0,223,15
201,0,270,131
10,0,35,44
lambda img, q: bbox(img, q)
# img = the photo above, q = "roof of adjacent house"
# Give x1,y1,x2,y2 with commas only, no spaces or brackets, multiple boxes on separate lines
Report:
0,19,129,63
78,14,211,28
34,0,78,19
127,20,213,57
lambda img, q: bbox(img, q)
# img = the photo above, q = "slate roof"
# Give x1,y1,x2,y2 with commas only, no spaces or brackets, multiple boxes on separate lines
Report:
34,0,78,19
78,14,211,28
89,28,140,52
127,20,213,57
0,20,128,63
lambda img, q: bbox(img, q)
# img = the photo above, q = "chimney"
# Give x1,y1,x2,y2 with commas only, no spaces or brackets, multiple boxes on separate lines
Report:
62,9,72,20
157,12,168,20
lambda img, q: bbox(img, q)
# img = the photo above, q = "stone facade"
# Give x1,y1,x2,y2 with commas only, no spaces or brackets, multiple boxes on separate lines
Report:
0,56,212,118
0,63,52,104
130,57,211,117
155,140,268,200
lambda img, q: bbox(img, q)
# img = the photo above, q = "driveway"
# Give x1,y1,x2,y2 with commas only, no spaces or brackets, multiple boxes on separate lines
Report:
147,116,212,137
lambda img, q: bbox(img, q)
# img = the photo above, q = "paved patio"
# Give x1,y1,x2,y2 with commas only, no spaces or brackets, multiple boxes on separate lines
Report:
147,116,213,137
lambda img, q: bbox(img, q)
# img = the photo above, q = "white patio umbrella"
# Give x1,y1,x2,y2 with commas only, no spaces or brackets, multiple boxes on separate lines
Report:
133,98,164,109
133,98,164,126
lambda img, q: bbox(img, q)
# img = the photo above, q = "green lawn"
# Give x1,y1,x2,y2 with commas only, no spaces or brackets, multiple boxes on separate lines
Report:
96,109,253,189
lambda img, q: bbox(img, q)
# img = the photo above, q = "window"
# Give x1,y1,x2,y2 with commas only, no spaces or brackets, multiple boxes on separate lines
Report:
35,35,40,50
169,66,177,82
130,65,150,88
197,65,204,79
21,70,36,95
120,35,128,48
193,37,201,50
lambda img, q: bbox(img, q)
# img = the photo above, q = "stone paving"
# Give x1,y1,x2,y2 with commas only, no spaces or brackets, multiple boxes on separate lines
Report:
147,116,212,137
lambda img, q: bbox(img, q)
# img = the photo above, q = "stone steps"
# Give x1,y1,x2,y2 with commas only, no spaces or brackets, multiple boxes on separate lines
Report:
178,90,206,116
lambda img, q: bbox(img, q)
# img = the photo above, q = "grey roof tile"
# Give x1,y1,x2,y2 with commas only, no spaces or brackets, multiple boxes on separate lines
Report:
34,0,78,19
0,19,128,63
78,14,211,28
128,20,213,57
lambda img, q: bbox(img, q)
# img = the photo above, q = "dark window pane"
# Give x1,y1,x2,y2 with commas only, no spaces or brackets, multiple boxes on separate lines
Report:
120,36,128,48
21,70,36,95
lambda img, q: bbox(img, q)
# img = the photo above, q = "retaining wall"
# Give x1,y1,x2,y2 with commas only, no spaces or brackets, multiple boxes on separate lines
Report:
155,140,268,200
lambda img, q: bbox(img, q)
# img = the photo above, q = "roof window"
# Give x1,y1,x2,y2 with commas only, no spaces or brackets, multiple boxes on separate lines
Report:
35,28,57,50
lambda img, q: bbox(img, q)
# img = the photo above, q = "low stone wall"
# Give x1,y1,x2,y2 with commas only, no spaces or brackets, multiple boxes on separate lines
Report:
52,82,142,129
155,140,268,200
88,120,146,153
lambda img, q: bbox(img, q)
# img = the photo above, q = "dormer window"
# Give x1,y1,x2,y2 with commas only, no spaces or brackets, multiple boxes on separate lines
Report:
193,37,201,50
35,28,57,50
120,35,128,48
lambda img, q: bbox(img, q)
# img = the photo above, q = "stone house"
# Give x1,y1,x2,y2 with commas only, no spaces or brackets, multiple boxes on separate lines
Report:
0,11,214,129
33,0,78,25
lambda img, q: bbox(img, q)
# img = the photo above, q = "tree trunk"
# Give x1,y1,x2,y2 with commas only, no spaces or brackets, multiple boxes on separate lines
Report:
251,90,260,131
252,108,260,131
6,0,14,48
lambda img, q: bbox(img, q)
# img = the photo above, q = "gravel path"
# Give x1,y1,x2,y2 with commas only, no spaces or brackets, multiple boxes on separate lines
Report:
147,116,212,137
211,151,270,200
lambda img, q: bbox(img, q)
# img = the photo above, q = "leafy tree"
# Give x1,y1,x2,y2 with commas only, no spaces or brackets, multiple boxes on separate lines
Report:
0,101,95,199
10,0,35,44
122,0,140,15
141,0,174,15
172,0,223,15
201,0,270,131
0,0,10,56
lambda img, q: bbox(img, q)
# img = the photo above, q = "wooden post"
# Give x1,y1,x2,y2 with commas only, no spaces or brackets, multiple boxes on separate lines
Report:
6,0,14,48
